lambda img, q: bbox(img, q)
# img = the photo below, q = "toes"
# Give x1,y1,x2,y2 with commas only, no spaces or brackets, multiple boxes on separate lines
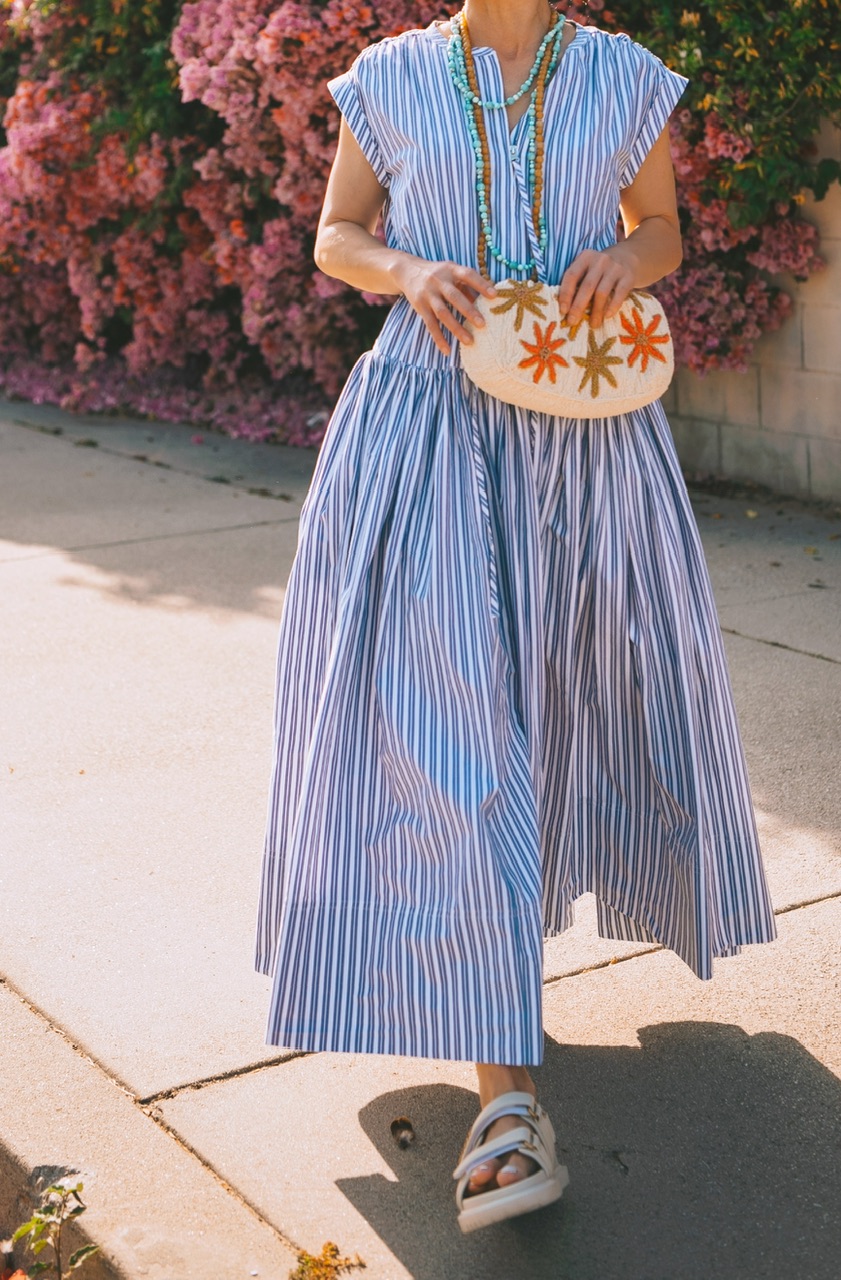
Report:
466,1157,503,1193
496,1154,538,1186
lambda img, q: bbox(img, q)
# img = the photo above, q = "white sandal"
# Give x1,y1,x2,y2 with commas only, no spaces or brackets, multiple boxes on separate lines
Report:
452,1090,569,1234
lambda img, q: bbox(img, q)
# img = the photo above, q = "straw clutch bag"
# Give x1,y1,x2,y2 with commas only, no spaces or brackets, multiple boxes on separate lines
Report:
459,278,674,418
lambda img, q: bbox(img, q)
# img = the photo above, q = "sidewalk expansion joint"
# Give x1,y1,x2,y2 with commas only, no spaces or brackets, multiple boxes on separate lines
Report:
9,416,305,503
0,517,301,566
0,974,303,1257
542,888,841,987
139,1050,312,1106
774,888,841,916
720,625,840,665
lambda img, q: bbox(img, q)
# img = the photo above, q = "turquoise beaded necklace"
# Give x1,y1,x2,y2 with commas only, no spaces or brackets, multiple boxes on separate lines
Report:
446,6,565,276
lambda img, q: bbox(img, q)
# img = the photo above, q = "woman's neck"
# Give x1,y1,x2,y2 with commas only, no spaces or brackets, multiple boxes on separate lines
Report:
460,0,557,60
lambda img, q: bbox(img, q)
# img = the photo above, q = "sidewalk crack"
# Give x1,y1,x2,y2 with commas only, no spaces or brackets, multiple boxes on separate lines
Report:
720,626,840,665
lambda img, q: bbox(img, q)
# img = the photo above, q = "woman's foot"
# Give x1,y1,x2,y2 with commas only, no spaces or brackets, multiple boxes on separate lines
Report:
465,1064,540,1197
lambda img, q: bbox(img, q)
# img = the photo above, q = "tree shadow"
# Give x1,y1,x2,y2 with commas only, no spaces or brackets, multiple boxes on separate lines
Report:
337,1022,841,1280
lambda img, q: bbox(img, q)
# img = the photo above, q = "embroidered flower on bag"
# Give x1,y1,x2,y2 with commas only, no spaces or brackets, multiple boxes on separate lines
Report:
491,280,548,332
619,310,671,372
627,289,655,314
558,310,589,341
518,320,569,383
573,330,623,397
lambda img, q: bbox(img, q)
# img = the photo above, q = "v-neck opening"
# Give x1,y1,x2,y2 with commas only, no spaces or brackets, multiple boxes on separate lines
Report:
427,19,583,140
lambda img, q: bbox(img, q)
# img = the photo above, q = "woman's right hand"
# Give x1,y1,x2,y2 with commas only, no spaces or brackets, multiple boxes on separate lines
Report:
392,257,499,356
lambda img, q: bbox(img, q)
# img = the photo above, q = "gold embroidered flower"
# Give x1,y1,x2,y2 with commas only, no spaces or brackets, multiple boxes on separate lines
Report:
559,310,589,341
627,289,654,314
491,280,548,332
518,320,569,384
619,309,670,372
573,330,623,397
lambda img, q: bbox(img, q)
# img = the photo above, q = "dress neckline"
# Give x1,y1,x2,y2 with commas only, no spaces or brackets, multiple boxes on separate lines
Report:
426,18,583,139
426,17,584,58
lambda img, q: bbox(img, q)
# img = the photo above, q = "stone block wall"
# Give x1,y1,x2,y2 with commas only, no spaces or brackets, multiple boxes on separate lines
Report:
666,120,841,502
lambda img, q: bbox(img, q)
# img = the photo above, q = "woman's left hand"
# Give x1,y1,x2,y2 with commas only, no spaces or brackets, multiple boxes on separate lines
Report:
556,246,637,331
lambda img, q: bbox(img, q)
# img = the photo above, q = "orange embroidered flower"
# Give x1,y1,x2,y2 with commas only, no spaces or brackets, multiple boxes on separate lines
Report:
619,309,670,372
518,321,569,383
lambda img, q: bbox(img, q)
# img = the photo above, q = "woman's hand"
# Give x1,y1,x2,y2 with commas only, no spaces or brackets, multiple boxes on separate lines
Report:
556,245,638,332
557,126,683,331
393,257,499,356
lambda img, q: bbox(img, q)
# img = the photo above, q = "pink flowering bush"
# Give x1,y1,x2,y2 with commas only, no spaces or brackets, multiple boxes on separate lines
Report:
577,0,838,373
0,0,837,439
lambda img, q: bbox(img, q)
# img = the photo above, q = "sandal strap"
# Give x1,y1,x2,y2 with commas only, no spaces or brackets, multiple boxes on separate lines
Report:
453,1092,559,1187
458,1090,540,1164
467,1091,537,1139
453,1130,558,1212
452,1124,536,1181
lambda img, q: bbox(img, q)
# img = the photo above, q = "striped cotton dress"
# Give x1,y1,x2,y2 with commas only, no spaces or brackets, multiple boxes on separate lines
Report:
254,19,777,1065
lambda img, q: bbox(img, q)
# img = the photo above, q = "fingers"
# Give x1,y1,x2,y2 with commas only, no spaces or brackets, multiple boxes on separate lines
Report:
418,299,474,356
452,263,499,301
557,249,634,329
416,262,498,354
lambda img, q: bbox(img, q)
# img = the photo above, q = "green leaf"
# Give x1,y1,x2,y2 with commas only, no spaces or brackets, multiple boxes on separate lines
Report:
27,1263,53,1276
12,1219,37,1242
809,157,841,202
68,1244,101,1269
31,1240,50,1255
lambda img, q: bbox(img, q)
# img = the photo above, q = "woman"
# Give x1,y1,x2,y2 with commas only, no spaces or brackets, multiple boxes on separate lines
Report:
255,0,777,1233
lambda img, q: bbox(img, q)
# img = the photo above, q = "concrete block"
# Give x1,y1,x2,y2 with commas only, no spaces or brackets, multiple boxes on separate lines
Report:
794,238,841,308
0,398,318,514
719,421,810,497
0,984,297,1280
659,379,677,414
753,303,803,370
0,418,305,551
723,364,762,426
801,182,841,240
808,434,841,503
759,365,841,440
674,369,723,421
722,634,841,866
155,900,841,1280
676,367,760,428
539,900,841,1279
543,895,658,981
814,118,841,163
803,305,841,374
667,414,721,476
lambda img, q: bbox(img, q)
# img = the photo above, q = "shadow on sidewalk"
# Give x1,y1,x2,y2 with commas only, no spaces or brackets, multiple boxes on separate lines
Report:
338,1021,841,1280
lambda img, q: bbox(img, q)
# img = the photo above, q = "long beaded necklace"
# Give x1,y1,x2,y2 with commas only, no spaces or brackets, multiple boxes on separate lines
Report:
446,6,565,279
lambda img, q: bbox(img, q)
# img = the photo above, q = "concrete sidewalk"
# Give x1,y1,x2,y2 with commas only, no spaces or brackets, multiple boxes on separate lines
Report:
1,397,839,1280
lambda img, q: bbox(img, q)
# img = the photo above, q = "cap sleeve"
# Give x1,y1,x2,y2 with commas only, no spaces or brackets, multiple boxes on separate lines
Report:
617,37,689,190
327,49,391,190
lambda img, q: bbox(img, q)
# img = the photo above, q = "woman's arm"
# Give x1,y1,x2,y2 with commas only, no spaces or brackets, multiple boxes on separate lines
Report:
314,117,498,355
556,125,683,330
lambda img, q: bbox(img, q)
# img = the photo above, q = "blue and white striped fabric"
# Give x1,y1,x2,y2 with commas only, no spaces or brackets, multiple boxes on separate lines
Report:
254,19,777,1065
